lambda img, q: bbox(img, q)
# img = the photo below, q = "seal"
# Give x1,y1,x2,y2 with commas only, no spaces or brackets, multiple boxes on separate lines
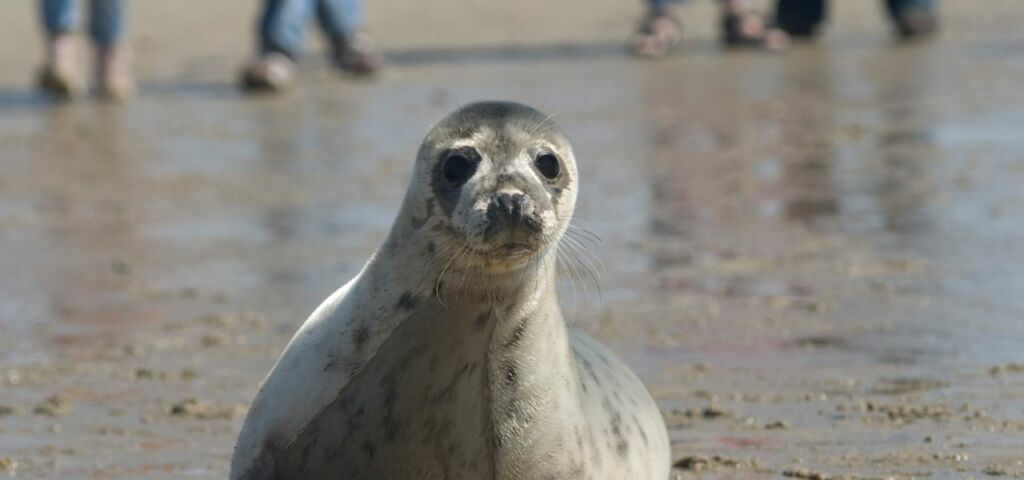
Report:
230,101,670,479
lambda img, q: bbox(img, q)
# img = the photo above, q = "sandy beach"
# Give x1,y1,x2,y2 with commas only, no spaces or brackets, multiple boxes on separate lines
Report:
1,0,1023,478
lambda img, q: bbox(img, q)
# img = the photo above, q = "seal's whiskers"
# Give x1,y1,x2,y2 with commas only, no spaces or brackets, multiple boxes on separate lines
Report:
435,241,468,306
560,234,603,302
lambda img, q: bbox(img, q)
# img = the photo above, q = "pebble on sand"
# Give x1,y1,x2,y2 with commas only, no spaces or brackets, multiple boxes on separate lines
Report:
169,398,246,420
32,394,71,417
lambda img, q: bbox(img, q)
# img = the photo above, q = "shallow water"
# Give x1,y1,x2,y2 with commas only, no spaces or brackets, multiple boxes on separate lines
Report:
2,1,1024,478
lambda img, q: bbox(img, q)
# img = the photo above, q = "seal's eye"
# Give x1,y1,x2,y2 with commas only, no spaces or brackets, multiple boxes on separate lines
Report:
442,153,476,185
535,153,560,180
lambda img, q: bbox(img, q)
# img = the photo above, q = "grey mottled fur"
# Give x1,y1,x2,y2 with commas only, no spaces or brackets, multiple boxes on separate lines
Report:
230,102,670,480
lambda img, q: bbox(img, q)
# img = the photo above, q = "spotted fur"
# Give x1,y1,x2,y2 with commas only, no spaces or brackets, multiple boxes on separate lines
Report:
230,102,670,480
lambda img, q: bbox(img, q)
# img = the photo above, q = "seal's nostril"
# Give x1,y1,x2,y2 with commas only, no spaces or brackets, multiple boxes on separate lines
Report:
510,194,526,217
491,193,528,224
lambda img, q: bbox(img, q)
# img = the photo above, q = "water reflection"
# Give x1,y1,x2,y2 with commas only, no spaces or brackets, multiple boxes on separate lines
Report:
777,50,839,226
258,100,305,245
30,105,155,353
248,92,378,307
639,45,942,258
639,48,843,276
870,47,935,236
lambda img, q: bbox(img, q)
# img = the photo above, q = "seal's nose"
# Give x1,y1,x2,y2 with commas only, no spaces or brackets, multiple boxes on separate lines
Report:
489,192,527,225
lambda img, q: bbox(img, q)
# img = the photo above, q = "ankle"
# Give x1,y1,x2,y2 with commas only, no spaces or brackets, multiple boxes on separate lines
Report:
650,3,682,18
722,0,752,16
46,35,76,65
98,45,130,72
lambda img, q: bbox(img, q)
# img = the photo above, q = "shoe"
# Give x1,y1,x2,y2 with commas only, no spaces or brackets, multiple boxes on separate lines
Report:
329,33,382,75
892,6,938,38
774,0,827,39
240,51,298,92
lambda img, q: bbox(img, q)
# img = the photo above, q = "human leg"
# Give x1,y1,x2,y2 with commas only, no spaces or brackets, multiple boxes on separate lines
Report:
89,0,133,100
316,0,380,74
241,0,315,92
38,0,83,98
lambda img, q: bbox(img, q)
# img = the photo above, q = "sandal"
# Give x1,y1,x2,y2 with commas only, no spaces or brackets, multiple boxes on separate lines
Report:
721,11,788,51
629,11,684,58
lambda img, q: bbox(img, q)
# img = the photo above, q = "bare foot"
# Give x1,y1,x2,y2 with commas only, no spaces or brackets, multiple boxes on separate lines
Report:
38,35,84,100
629,6,684,59
721,0,789,51
97,45,136,101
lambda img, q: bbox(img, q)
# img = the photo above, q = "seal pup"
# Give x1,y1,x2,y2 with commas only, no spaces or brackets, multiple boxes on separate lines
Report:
230,101,670,479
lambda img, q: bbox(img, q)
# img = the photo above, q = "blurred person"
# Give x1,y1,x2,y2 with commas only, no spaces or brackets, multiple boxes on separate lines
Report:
630,0,937,58
240,0,382,92
630,0,789,58
775,0,937,39
37,0,134,100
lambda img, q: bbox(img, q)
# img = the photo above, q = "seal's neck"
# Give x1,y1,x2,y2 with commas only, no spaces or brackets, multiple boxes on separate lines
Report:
362,219,586,473
480,264,589,475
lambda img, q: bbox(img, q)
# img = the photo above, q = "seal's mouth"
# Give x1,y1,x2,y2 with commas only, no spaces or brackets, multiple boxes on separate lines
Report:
491,242,535,256
483,214,543,241
481,222,546,257
454,237,548,272
447,190,553,270
470,238,542,258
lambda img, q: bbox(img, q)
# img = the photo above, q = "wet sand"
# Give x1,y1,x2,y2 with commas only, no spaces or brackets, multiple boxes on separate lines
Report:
2,1,1024,478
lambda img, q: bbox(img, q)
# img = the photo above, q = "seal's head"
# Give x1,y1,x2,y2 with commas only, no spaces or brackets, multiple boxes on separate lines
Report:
412,102,577,272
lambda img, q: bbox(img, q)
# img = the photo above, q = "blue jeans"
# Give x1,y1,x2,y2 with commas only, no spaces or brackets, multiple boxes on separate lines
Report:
40,0,124,47
259,0,363,58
